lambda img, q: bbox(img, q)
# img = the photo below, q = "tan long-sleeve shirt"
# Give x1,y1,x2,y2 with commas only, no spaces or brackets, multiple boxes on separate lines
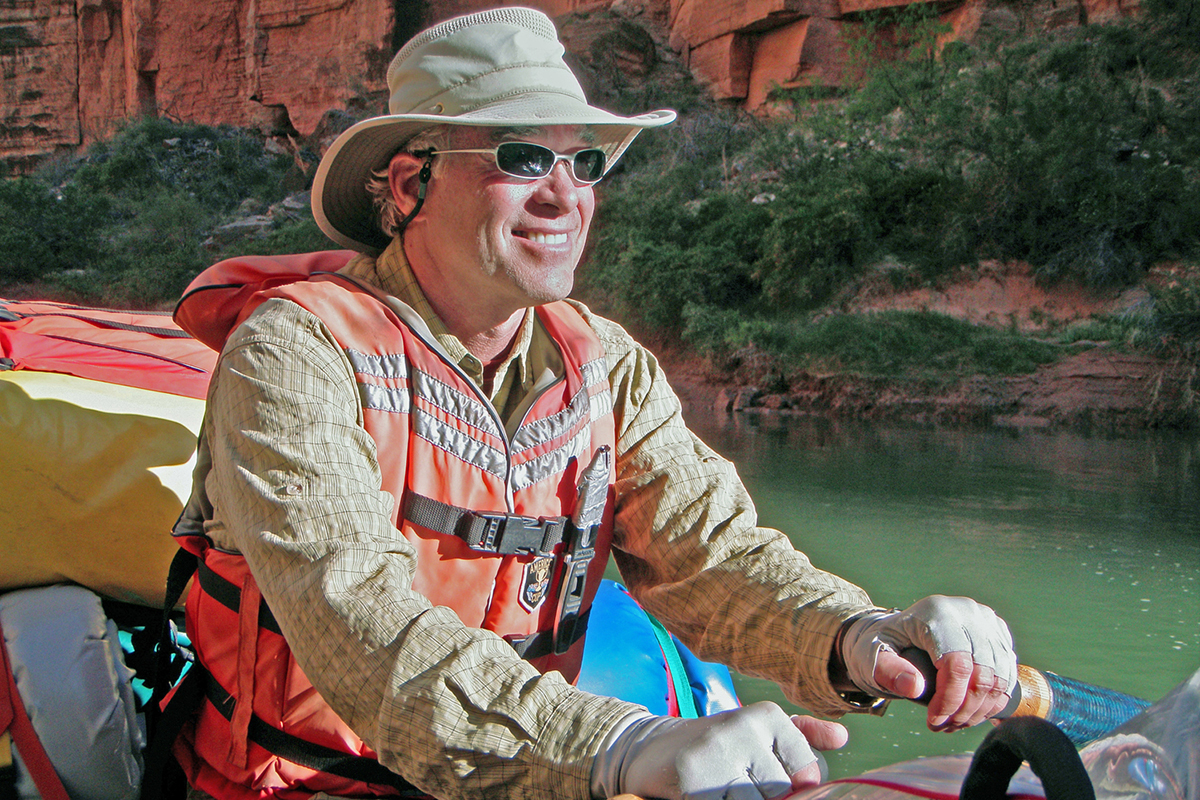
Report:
184,239,880,800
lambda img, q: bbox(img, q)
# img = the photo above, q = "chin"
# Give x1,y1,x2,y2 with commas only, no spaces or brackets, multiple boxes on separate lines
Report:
515,272,576,306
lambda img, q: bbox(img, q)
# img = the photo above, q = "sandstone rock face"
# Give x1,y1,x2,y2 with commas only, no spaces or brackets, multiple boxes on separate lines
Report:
2,1,82,173
1,0,1140,172
4,0,397,172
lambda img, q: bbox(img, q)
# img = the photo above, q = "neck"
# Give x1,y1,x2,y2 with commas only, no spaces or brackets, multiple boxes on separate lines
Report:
398,240,531,362
418,285,528,362
458,310,527,363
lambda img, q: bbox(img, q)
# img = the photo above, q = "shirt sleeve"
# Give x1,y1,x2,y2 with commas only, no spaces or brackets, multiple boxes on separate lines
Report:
197,298,640,800
571,303,885,718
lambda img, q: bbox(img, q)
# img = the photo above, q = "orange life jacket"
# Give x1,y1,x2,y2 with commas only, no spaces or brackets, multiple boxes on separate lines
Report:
170,253,616,800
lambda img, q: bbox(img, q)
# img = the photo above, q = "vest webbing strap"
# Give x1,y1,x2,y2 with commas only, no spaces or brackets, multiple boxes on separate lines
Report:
404,493,567,558
203,677,427,796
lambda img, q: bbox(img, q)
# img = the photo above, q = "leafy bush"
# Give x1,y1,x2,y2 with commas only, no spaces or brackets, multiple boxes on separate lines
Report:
70,117,294,213
0,179,112,283
958,33,1200,287
584,2,1199,376
784,312,1062,377
588,191,767,335
228,218,338,258
1,117,310,306
683,309,1064,378
1140,280,1200,359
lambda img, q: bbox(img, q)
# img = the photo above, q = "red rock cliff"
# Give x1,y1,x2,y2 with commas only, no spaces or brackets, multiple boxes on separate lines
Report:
1,0,1140,172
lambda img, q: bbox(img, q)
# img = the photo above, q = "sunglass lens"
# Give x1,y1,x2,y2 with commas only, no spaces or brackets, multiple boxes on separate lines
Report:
573,149,606,182
496,143,555,178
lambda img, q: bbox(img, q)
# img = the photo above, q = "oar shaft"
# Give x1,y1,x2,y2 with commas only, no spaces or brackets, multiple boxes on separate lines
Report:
1017,665,1150,744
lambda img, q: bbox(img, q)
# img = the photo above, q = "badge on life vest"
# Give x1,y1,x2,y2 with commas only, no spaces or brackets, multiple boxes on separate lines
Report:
520,557,554,611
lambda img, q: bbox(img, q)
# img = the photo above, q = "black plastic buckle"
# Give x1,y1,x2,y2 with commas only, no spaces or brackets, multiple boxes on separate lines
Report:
475,512,561,557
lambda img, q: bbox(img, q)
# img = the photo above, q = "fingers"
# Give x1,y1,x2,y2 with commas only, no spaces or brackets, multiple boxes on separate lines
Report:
926,652,1011,731
674,704,814,800
613,702,825,800
790,716,848,752
839,595,1017,730
789,760,823,793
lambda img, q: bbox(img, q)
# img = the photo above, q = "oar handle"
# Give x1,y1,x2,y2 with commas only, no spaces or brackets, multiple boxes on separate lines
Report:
899,648,1149,743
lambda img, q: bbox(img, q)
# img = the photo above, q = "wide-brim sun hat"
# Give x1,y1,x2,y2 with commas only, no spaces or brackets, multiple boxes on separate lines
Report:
311,6,677,254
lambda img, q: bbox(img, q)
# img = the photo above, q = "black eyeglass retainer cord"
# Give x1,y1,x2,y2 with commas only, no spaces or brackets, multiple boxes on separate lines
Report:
396,149,437,233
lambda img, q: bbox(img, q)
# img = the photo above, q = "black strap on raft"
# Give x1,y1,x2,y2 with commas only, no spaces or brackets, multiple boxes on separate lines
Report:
196,559,283,635
138,550,430,799
961,716,1095,800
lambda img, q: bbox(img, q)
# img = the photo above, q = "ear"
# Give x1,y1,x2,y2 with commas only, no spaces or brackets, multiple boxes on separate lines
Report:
387,151,426,218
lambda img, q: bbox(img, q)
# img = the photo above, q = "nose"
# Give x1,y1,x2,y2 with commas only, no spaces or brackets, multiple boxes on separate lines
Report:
531,159,586,211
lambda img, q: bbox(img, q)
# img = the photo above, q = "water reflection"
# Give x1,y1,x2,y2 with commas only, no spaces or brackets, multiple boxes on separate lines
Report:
685,410,1200,778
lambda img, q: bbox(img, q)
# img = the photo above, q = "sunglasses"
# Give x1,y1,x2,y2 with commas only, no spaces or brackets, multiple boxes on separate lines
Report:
426,142,608,184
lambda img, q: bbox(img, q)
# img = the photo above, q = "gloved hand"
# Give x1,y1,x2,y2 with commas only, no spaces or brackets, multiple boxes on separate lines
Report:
839,595,1016,730
591,702,846,800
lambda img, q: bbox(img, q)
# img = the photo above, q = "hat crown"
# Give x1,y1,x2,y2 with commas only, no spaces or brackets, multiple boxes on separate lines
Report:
386,7,588,118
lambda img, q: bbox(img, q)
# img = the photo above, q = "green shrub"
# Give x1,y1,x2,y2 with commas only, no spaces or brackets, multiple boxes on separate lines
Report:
1140,279,1200,359
1057,314,1144,346
1,117,313,306
678,309,1065,378
760,178,876,308
51,189,215,307
0,178,111,283
70,117,294,213
770,312,1063,378
586,188,769,333
959,37,1200,287
781,11,1200,289
228,218,338,257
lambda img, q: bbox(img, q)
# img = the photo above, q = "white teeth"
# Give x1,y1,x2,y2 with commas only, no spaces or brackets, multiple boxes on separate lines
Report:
523,232,568,245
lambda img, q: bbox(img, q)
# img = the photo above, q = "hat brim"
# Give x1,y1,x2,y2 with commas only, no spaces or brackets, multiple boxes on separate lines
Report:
311,93,676,254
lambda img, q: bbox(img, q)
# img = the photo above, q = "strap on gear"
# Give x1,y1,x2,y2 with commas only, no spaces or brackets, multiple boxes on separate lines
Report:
0,617,71,800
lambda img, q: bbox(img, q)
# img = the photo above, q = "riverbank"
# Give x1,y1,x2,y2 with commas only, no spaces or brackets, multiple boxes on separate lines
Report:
653,261,1199,432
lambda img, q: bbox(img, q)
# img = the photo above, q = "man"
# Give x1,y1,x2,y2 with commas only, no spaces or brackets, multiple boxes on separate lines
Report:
170,8,1017,800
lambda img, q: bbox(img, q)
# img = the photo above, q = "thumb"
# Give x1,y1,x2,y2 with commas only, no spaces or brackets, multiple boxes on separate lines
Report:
874,648,927,700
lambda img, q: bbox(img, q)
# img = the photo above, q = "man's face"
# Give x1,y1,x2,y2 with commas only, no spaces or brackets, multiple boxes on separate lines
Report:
403,125,597,318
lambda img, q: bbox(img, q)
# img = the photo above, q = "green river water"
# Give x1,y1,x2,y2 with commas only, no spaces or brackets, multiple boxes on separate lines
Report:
675,412,1200,780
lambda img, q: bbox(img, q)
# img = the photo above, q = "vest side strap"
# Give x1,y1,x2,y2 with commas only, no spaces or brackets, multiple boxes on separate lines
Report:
196,560,283,636
203,676,426,796
508,607,590,661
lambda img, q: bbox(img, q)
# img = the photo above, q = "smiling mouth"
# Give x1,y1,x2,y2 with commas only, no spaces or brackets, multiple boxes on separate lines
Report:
516,231,569,245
